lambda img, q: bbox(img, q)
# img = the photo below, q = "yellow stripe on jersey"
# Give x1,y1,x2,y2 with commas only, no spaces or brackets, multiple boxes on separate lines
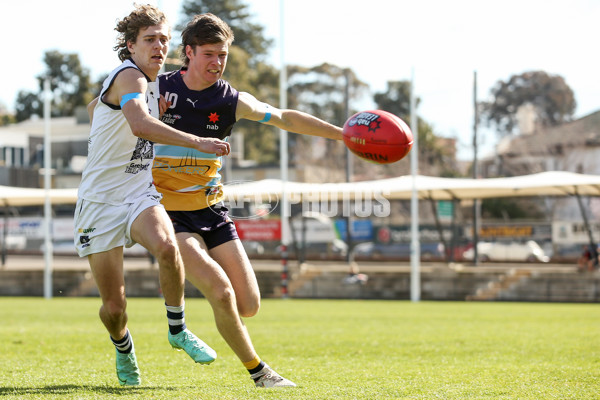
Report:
153,148,224,211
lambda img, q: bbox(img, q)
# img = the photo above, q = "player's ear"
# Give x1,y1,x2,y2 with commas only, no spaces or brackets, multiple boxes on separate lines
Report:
185,45,195,59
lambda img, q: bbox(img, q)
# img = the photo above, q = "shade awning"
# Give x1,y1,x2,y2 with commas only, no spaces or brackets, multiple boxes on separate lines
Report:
2,171,600,207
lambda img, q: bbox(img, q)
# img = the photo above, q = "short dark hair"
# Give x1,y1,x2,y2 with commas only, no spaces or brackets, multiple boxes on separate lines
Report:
180,13,234,66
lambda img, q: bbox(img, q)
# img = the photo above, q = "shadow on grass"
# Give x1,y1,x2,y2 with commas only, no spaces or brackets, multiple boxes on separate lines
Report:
0,384,179,397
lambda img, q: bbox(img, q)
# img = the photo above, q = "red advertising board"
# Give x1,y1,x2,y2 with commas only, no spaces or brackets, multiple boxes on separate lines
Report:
234,219,281,241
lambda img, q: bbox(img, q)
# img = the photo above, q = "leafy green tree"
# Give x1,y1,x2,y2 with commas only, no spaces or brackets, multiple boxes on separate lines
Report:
481,70,576,136
226,46,280,164
286,63,368,178
373,81,415,118
177,0,272,64
42,51,94,116
15,91,42,122
15,50,94,121
287,63,368,126
481,198,544,220
373,81,459,176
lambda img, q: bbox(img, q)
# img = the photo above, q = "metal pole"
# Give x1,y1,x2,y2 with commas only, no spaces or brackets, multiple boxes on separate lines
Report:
410,69,420,302
344,69,353,263
279,0,289,298
472,71,480,266
43,79,53,299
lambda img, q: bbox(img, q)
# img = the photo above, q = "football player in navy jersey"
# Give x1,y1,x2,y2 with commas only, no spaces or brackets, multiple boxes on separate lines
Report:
155,13,343,388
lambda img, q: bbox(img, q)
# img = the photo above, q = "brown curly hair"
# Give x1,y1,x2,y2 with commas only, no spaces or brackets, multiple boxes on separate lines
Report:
113,3,170,62
180,13,234,67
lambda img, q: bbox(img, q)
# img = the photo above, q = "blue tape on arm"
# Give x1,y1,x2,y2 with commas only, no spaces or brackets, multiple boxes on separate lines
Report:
258,111,271,123
257,104,272,123
120,92,143,108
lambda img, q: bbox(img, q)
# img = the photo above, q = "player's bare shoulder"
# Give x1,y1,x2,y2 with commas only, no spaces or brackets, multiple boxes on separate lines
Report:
106,68,148,105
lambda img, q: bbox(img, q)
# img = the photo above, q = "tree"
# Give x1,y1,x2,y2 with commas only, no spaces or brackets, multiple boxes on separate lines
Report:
226,46,280,164
373,81,415,119
177,0,272,65
287,63,368,126
285,63,369,181
15,50,95,121
42,51,94,116
373,81,459,177
481,197,545,220
0,101,15,126
481,70,576,136
15,91,42,122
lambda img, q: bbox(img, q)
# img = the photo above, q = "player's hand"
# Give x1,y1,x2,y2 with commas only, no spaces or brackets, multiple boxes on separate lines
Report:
159,95,171,118
196,138,231,156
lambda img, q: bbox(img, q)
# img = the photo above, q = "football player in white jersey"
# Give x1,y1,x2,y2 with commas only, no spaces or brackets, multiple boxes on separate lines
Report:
75,4,230,386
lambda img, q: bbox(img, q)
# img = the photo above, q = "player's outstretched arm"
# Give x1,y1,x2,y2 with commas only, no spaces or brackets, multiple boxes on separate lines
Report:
237,92,343,141
106,69,230,156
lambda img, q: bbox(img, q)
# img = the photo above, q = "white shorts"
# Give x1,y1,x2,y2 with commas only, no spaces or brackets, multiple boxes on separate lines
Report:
74,190,163,257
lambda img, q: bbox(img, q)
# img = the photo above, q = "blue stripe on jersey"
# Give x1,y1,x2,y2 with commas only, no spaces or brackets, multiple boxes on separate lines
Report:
206,176,221,186
154,145,218,159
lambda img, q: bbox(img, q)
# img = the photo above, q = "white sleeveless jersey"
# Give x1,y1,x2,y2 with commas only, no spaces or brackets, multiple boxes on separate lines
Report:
78,59,160,205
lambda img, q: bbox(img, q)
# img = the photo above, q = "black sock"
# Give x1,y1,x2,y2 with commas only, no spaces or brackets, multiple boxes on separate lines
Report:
111,330,133,354
249,361,266,380
166,303,187,335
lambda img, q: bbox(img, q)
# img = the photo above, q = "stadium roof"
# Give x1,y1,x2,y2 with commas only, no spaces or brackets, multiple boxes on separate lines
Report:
0,185,78,207
2,171,600,207
223,171,600,201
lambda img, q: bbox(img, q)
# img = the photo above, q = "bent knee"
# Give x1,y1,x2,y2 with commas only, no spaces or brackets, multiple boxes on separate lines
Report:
102,299,127,320
238,295,260,318
208,283,260,317
152,239,179,266
212,286,236,309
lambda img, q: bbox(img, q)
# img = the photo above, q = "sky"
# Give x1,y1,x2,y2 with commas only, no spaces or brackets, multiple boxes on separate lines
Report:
2,0,599,160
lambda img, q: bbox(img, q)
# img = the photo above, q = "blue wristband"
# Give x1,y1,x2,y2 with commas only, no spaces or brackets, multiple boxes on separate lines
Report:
120,92,143,108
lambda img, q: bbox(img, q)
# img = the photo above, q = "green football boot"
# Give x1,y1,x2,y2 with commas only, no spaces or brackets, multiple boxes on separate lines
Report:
115,348,141,386
168,329,217,364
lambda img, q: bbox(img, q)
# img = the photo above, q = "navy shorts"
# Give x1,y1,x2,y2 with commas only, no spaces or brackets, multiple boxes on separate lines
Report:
167,203,239,250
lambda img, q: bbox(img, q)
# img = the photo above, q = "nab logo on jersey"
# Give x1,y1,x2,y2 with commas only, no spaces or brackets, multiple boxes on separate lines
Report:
207,112,220,130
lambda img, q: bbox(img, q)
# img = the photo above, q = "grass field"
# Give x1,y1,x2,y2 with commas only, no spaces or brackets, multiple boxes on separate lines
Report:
0,297,598,399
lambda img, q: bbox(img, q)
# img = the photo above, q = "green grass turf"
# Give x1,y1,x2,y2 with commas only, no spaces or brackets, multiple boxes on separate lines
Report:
0,298,598,399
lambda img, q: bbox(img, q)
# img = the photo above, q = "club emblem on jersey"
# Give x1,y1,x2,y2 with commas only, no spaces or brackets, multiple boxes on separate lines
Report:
131,138,154,161
206,112,220,131
208,112,220,123
125,138,154,174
